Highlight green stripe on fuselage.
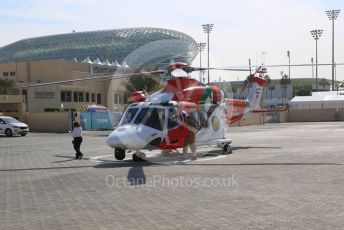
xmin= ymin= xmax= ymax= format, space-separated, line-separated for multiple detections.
xmin=200 ymin=86 xmax=212 ymax=102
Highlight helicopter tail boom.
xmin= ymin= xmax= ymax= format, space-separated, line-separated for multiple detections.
xmin=225 ymin=75 xmax=266 ymax=124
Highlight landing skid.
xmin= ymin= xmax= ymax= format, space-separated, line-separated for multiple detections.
xmin=114 ymin=148 xmax=147 ymax=162
xmin=132 ymin=152 xmax=146 ymax=162
xmin=196 ymin=138 xmax=232 ymax=154
xmin=114 ymin=138 xmax=232 ymax=162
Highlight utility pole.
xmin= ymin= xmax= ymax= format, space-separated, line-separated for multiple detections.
xmin=325 ymin=9 xmax=340 ymax=90
xmin=196 ymin=42 xmax=206 ymax=82
xmin=202 ymin=24 xmax=214 ymax=84
xmin=287 ymin=50 xmax=291 ymax=79
xmin=311 ymin=29 xmax=323 ymax=92
xmin=311 ymin=57 xmax=314 ymax=79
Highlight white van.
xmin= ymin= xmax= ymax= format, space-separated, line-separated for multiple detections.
xmin=0 ymin=116 xmax=29 ymax=137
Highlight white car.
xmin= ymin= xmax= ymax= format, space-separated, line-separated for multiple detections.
xmin=0 ymin=116 xmax=29 ymax=137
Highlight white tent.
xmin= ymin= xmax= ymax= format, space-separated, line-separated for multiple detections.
xmin=121 ymin=61 xmax=129 ymax=68
xmin=291 ymin=91 xmax=344 ymax=110
xmin=112 ymin=60 xmax=121 ymax=68
xmin=93 ymin=58 xmax=103 ymax=65
xmin=103 ymin=59 xmax=111 ymax=66
xmin=82 ymin=57 xmax=93 ymax=64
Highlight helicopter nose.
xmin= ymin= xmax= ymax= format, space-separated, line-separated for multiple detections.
xmin=106 ymin=133 xmax=123 ymax=147
xmin=106 ymin=126 xmax=152 ymax=149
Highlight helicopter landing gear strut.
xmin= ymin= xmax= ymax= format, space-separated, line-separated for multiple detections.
xmin=223 ymin=144 xmax=232 ymax=154
xmin=132 ymin=152 xmax=146 ymax=162
xmin=114 ymin=148 xmax=125 ymax=160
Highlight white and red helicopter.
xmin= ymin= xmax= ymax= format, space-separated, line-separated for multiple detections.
xmin=106 ymin=62 xmax=288 ymax=161
xmin=25 ymin=61 xmax=294 ymax=162
xmin=24 ymin=59 xmax=343 ymax=162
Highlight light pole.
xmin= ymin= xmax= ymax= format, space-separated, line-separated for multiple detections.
xmin=311 ymin=29 xmax=323 ymax=92
xmin=311 ymin=57 xmax=314 ymax=79
xmin=196 ymin=42 xmax=206 ymax=82
xmin=334 ymin=62 xmax=337 ymax=82
xmin=261 ymin=51 xmax=266 ymax=65
xmin=287 ymin=50 xmax=291 ymax=79
xmin=325 ymin=9 xmax=340 ymax=90
xmin=280 ymin=71 xmax=284 ymax=106
xmin=202 ymin=24 xmax=214 ymax=84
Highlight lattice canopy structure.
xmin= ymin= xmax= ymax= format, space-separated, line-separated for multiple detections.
xmin=0 ymin=27 xmax=198 ymax=68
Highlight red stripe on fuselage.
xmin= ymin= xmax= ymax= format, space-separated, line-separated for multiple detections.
xmin=225 ymin=99 xmax=247 ymax=124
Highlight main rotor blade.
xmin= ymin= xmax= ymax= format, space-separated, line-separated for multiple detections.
xmin=190 ymin=62 xmax=344 ymax=71
xmin=200 ymin=67 xmax=251 ymax=71
xmin=22 ymin=70 xmax=165 ymax=88
xmin=219 ymin=63 xmax=344 ymax=69
xmin=253 ymin=63 xmax=344 ymax=68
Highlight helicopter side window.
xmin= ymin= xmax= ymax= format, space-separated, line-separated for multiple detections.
xmin=167 ymin=106 xmax=181 ymax=129
xmin=134 ymin=108 xmax=165 ymax=131
xmin=199 ymin=110 xmax=208 ymax=128
xmin=119 ymin=107 xmax=139 ymax=126
xmin=189 ymin=109 xmax=201 ymax=128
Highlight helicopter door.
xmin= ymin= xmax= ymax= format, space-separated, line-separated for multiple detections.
xmin=160 ymin=106 xmax=188 ymax=149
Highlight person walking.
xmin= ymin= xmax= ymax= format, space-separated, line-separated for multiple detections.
xmin=182 ymin=111 xmax=201 ymax=161
xmin=70 ymin=121 xmax=83 ymax=159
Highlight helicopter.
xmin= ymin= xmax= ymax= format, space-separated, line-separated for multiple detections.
xmin=105 ymin=62 xmax=287 ymax=161
xmin=23 ymin=61 xmax=306 ymax=162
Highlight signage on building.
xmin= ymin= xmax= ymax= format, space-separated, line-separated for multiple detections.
xmin=35 ymin=91 xmax=55 ymax=99
xmin=77 ymin=105 xmax=88 ymax=111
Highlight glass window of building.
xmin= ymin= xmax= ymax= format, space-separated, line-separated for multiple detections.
xmin=97 ymin=93 xmax=101 ymax=104
xmin=22 ymin=89 xmax=27 ymax=103
xmin=91 ymin=93 xmax=95 ymax=102
xmin=85 ymin=92 xmax=89 ymax=102
xmin=10 ymin=72 xmax=15 ymax=76
xmin=114 ymin=93 xmax=118 ymax=104
xmin=3 ymin=72 xmax=8 ymax=76
xmin=73 ymin=92 xmax=78 ymax=102
xmin=78 ymin=92 xmax=84 ymax=102
xmin=61 ymin=91 xmax=66 ymax=102
xmin=0 ymin=28 xmax=198 ymax=69
xmin=66 ymin=91 xmax=71 ymax=102
xmin=118 ymin=94 xmax=124 ymax=104
xmin=61 ymin=91 xmax=72 ymax=102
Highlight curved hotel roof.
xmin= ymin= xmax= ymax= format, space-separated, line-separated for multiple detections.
xmin=0 ymin=27 xmax=198 ymax=68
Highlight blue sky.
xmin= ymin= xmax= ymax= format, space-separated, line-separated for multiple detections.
xmin=0 ymin=0 xmax=343 ymax=82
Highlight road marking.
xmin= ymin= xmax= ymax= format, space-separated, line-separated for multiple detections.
xmin=90 ymin=153 xmax=227 ymax=165
xmin=89 ymin=155 xmax=120 ymax=164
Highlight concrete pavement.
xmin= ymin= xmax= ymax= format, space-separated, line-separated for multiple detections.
xmin=0 ymin=122 xmax=343 ymax=229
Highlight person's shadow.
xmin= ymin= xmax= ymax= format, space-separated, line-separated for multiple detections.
xmin=127 ymin=165 xmax=146 ymax=185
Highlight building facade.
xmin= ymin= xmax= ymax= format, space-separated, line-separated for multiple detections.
xmin=0 ymin=27 xmax=198 ymax=122
xmin=0 ymin=27 xmax=198 ymax=68
xmin=0 ymin=60 xmax=116 ymax=116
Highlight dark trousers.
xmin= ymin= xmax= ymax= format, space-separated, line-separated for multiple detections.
xmin=73 ymin=137 xmax=83 ymax=156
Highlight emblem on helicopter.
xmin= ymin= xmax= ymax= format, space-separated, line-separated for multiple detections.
xmin=212 ymin=116 xmax=220 ymax=132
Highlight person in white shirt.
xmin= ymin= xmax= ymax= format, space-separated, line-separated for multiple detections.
xmin=70 ymin=121 xmax=83 ymax=159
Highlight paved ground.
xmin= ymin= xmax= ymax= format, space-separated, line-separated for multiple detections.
xmin=0 ymin=122 xmax=344 ymax=230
